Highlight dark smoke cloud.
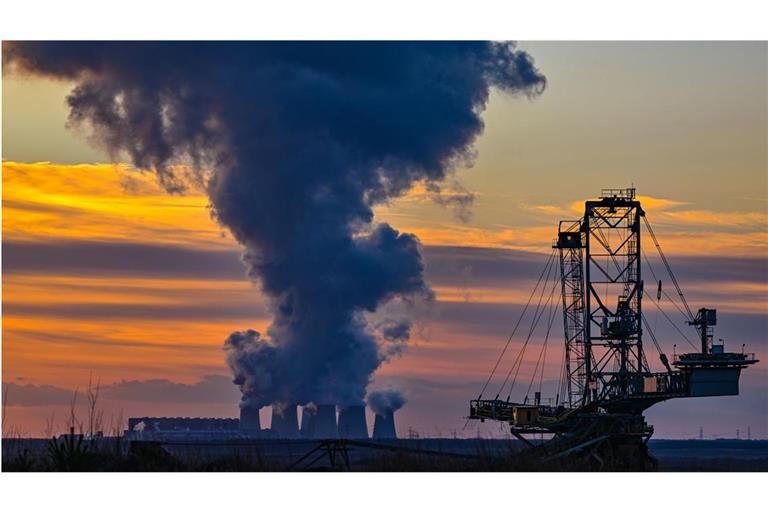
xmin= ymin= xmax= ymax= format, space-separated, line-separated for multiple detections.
xmin=374 ymin=318 xmax=412 ymax=359
xmin=4 ymin=41 xmax=545 ymax=409
xmin=425 ymin=180 xmax=476 ymax=222
xmin=379 ymin=319 xmax=412 ymax=343
xmin=367 ymin=389 xmax=407 ymax=415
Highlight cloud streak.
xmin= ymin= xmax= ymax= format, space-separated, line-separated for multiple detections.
xmin=2 ymin=375 xmax=239 ymax=407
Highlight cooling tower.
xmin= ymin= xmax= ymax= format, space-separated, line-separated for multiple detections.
xmin=337 ymin=405 xmax=369 ymax=439
xmin=372 ymin=411 xmax=397 ymax=439
xmin=300 ymin=405 xmax=317 ymax=439
xmin=313 ymin=404 xmax=338 ymax=439
xmin=270 ymin=404 xmax=300 ymax=438
xmin=239 ymin=405 xmax=262 ymax=433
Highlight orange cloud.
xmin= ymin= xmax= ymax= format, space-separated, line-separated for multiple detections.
xmin=2 ymin=271 xmax=272 ymax=387
xmin=8 ymin=162 xmax=762 ymax=257
xmin=660 ymin=209 xmax=768 ymax=228
xmin=2 ymin=161 xmax=231 ymax=249
xmin=529 ymin=195 xmax=689 ymax=219
xmin=462 ymin=196 xmax=768 ymax=256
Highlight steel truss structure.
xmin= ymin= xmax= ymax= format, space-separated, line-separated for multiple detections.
xmin=580 ymin=189 xmax=647 ymax=405
xmin=469 ymin=188 xmax=758 ymax=470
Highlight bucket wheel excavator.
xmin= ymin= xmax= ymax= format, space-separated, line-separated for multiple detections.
xmin=469 ymin=188 xmax=758 ymax=470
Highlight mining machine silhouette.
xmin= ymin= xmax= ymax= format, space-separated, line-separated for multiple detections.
xmin=469 ymin=188 xmax=758 ymax=470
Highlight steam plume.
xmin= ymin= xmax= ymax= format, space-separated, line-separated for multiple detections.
xmin=367 ymin=389 xmax=407 ymax=416
xmin=4 ymin=42 xmax=545 ymax=409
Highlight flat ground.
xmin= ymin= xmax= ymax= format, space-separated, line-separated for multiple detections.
xmin=3 ymin=438 xmax=767 ymax=471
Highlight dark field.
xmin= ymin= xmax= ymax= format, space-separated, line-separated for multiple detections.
xmin=3 ymin=437 xmax=767 ymax=472
xmin=647 ymin=440 xmax=768 ymax=471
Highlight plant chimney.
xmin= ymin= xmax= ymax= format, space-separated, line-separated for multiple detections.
xmin=372 ymin=411 xmax=397 ymax=439
xmin=300 ymin=404 xmax=317 ymax=439
xmin=239 ymin=405 xmax=261 ymax=434
xmin=270 ymin=404 xmax=300 ymax=438
xmin=313 ymin=404 xmax=338 ymax=438
xmin=337 ymin=405 xmax=368 ymax=439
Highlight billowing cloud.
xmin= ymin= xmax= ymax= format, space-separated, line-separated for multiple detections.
xmin=4 ymin=41 xmax=547 ymax=410
xmin=367 ymin=388 xmax=407 ymax=415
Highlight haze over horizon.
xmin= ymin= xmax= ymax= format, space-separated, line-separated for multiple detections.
xmin=2 ymin=41 xmax=766 ymax=439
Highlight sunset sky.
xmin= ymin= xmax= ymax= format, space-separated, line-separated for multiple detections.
xmin=2 ymin=41 xmax=766 ymax=438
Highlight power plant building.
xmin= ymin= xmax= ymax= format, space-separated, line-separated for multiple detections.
xmin=126 ymin=404 xmax=395 ymax=440
xmin=128 ymin=417 xmax=239 ymax=432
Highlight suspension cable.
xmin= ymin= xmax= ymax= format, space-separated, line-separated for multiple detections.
xmin=641 ymin=315 xmax=665 ymax=357
xmin=643 ymin=216 xmax=695 ymax=322
xmin=538 ymin=338 xmax=549 ymax=396
xmin=642 ymin=249 xmax=691 ymax=322
xmin=645 ymin=292 xmax=698 ymax=350
xmin=500 ymin=266 xmax=560 ymax=401
xmin=476 ymin=249 xmax=556 ymax=400
xmin=497 ymin=270 xmax=555 ymax=401
xmin=525 ymin=296 xmax=559 ymax=402
xmin=499 ymin=262 xmax=559 ymax=400
xmin=525 ymin=302 xmax=554 ymax=401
